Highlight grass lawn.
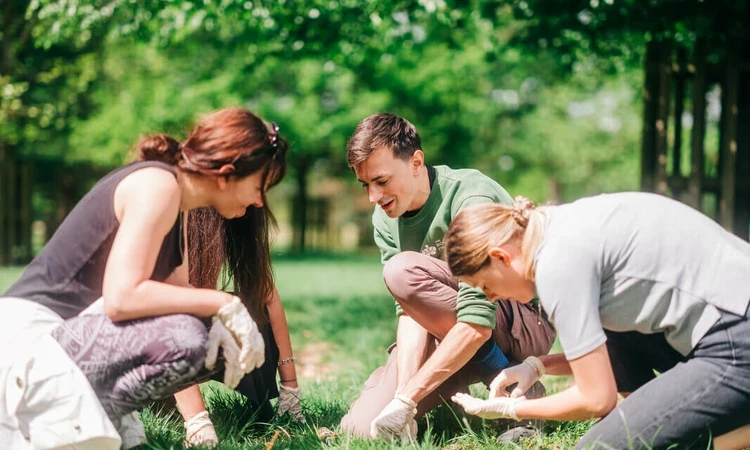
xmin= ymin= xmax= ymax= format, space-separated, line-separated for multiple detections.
xmin=0 ymin=257 xmax=589 ymax=449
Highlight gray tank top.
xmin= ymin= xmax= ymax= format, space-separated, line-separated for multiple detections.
xmin=5 ymin=161 xmax=183 ymax=319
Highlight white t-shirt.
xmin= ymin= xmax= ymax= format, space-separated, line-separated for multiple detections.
xmin=535 ymin=192 xmax=750 ymax=360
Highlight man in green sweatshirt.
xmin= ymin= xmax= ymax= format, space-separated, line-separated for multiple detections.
xmin=339 ymin=113 xmax=556 ymax=440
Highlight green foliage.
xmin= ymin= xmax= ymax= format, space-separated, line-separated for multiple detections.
xmin=506 ymin=0 xmax=749 ymax=73
xmin=0 ymin=267 xmax=24 ymax=292
xmin=1 ymin=1 xmax=102 ymax=159
xmin=480 ymin=64 xmax=643 ymax=202
xmin=8 ymin=0 xmax=655 ymax=254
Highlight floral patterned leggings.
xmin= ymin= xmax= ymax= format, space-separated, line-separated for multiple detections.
xmin=51 ymin=313 xmax=208 ymax=420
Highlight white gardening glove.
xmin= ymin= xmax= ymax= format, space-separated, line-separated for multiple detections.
xmin=489 ymin=356 xmax=546 ymax=398
xmin=184 ymin=411 xmax=219 ymax=448
xmin=370 ymin=394 xmax=418 ymax=441
xmin=215 ymin=296 xmax=265 ymax=372
xmin=204 ymin=318 xmax=245 ymax=389
xmin=451 ymin=392 xmax=521 ymax=420
xmin=277 ymin=384 xmax=306 ymax=423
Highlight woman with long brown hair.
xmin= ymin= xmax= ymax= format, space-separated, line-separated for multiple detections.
xmin=176 ymin=204 xmax=304 ymax=447
xmin=444 ymin=193 xmax=750 ymax=449
xmin=0 ymin=107 xmax=287 ymax=449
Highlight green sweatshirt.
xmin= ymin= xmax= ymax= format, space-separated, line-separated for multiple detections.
xmin=373 ymin=165 xmax=513 ymax=329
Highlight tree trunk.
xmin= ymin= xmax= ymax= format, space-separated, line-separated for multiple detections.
xmin=641 ymin=40 xmax=661 ymax=192
xmin=654 ymin=40 xmax=672 ymax=195
xmin=54 ymin=170 xmax=78 ymax=232
xmin=292 ymin=160 xmax=310 ymax=253
xmin=20 ymin=162 xmax=33 ymax=262
xmin=547 ymin=177 xmax=561 ymax=204
xmin=687 ymin=39 xmax=707 ymax=211
xmin=0 ymin=145 xmax=6 ymax=265
xmin=6 ymin=155 xmax=17 ymax=264
xmin=719 ymin=46 xmax=740 ymax=231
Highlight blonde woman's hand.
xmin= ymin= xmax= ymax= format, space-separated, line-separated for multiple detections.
xmin=451 ymin=392 xmax=520 ymax=420
xmin=215 ymin=296 xmax=265 ymax=372
xmin=489 ymin=356 xmax=545 ymax=398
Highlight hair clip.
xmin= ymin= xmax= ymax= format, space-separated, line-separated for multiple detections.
xmin=270 ymin=122 xmax=280 ymax=148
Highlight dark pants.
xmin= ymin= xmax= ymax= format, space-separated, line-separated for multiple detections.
xmin=51 ymin=313 xmax=279 ymax=422
xmin=580 ymin=308 xmax=750 ymax=449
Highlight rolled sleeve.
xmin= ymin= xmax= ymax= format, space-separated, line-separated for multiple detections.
xmin=456 ymin=282 xmax=497 ymax=329
xmin=536 ymin=241 xmax=605 ymax=361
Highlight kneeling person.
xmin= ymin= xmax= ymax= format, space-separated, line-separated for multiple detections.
xmin=339 ymin=113 xmax=556 ymax=440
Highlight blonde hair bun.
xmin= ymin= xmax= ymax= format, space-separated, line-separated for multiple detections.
xmin=512 ymin=196 xmax=534 ymax=227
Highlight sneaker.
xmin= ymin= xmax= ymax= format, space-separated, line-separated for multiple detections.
xmin=114 ymin=411 xmax=147 ymax=450
xmin=498 ymin=425 xmax=536 ymax=443
xmin=496 ymin=381 xmax=546 ymax=443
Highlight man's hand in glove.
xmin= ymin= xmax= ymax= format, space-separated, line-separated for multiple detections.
xmin=370 ymin=394 xmax=418 ymax=441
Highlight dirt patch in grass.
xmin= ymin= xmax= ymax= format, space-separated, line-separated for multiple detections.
xmin=297 ymin=341 xmax=338 ymax=382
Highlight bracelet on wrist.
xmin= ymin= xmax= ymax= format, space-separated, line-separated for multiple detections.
xmin=280 ymin=378 xmax=297 ymax=384
xmin=278 ymin=356 xmax=295 ymax=367
xmin=523 ymin=356 xmax=546 ymax=378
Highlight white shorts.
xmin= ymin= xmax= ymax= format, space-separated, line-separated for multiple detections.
xmin=0 ymin=297 xmax=121 ymax=449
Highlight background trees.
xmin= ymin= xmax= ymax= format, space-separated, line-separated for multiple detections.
xmin=5 ymin=0 xmax=746 ymax=259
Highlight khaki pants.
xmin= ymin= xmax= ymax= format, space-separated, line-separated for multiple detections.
xmin=340 ymin=252 xmax=556 ymax=436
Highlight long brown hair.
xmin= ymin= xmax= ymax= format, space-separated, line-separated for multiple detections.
xmin=135 ymin=107 xmax=288 ymax=322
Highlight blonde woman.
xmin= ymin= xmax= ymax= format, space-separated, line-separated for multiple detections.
xmin=444 ymin=192 xmax=750 ymax=449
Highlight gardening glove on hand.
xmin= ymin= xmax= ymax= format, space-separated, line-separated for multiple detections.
xmin=215 ymin=295 xmax=265 ymax=373
xmin=452 ymin=392 xmax=520 ymax=420
xmin=489 ymin=356 xmax=546 ymax=398
xmin=370 ymin=394 xmax=418 ymax=441
xmin=184 ymin=411 xmax=219 ymax=448
xmin=205 ymin=318 xmax=245 ymax=389
xmin=277 ymin=384 xmax=306 ymax=423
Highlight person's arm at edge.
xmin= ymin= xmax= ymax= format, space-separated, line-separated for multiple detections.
xmin=103 ymin=168 xmax=232 ymax=322
xmin=398 ymin=321 xmax=491 ymax=402
xmin=539 ymin=353 xmax=571 ymax=376
xmin=266 ymin=286 xmax=299 ymax=388
xmin=514 ymin=343 xmax=617 ymax=421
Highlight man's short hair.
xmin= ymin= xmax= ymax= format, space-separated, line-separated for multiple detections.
xmin=346 ymin=113 xmax=422 ymax=169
